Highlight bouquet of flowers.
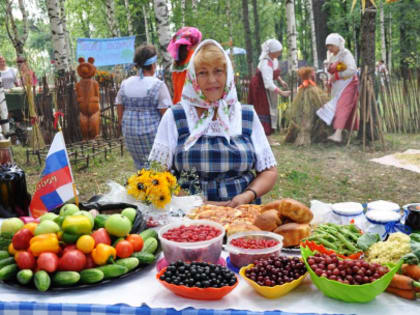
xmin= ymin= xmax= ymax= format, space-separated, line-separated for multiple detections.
xmin=95 ymin=70 xmax=114 ymax=85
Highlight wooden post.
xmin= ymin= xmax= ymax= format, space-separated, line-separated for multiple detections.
xmin=26 ymin=149 xmax=30 ymax=164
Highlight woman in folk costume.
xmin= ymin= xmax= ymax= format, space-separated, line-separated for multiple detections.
xmin=167 ymin=27 xmax=202 ymax=104
xmin=116 ymin=44 xmax=172 ymax=170
xmin=316 ymin=33 xmax=359 ymax=143
xmin=248 ymin=39 xmax=290 ymax=141
xmin=149 ymin=40 xmax=278 ymax=206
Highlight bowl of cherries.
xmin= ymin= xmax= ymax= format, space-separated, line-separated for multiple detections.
xmin=301 ymin=246 xmax=403 ymax=303
xmin=239 ymin=255 xmax=307 ymax=298
xmin=158 ymin=220 xmax=225 ymax=264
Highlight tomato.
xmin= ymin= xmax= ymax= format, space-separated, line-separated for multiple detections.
xmin=59 ymin=249 xmax=86 ymax=271
xmin=62 ymin=244 xmax=77 ymax=255
xmin=8 ymin=243 xmax=19 ymax=255
xmin=12 ymin=228 xmax=33 ymax=250
xmin=126 ymin=234 xmax=144 ymax=252
xmin=37 ymin=252 xmax=59 ymax=273
xmin=115 ymin=240 xmax=134 ymax=258
xmin=91 ymin=228 xmax=111 ymax=246
xmin=84 ymin=254 xmax=96 ymax=269
xmin=15 ymin=251 xmax=36 ymax=270
xmin=76 ymin=235 xmax=95 ymax=254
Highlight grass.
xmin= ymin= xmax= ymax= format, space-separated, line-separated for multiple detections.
xmin=12 ymin=132 xmax=420 ymax=207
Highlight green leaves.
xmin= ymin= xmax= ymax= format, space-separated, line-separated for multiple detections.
xmin=356 ymin=232 xmax=380 ymax=251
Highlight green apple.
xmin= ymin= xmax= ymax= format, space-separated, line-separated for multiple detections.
xmin=1 ymin=218 xmax=24 ymax=235
xmin=74 ymin=210 xmax=94 ymax=227
xmin=39 ymin=212 xmax=59 ymax=222
xmin=121 ymin=207 xmax=137 ymax=223
xmin=34 ymin=220 xmax=61 ymax=235
xmin=105 ymin=214 xmax=132 ymax=237
xmin=59 ymin=204 xmax=80 ymax=217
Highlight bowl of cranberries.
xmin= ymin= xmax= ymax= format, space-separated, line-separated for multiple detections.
xmin=224 ymin=231 xmax=283 ymax=268
xmin=158 ymin=220 xmax=225 ymax=264
xmin=301 ymin=246 xmax=403 ymax=303
xmin=239 ymin=255 xmax=307 ymax=298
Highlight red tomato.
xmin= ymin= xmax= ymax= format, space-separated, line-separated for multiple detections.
xmin=62 ymin=244 xmax=77 ymax=255
xmin=59 ymin=249 xmax=86 ymax=271
xmin=15 ymin=251 xmax=36 ymax=270
xmin=37 ymin=252 xmax=59 ymax=273
xmin=91 ymin=228 xmax=111 ymax=246
xmin=84 ymin=254 xmax=96 ymax=269
xmin=126 ymin=234 xmax=144 ymax=252
xmin=12 ymin=228 xmax=33 ymax=250
xmin=115 ymin=240 xmax=134 ymax=258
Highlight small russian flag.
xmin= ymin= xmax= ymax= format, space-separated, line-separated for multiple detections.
xmin=29 ymin=131 xmax=76 ymax=218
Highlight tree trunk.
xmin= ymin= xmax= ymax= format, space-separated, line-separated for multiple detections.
xmin=105 ymin=0 xmax=120 ymax=37
xmin=47 ymin=0 xmax=68 ymax=73
xmin=386 ymin=10 xmax=392 ymax=73
xmin=143 ymin=5 xmax=150 ymax=43
xmin=124 ymin=0 xmax=134 ymax=36
xmin=181 ymin=0 xmax=186 ymax=26
xmin=59 ymin=0 xmax=73 ymax=68
xmin=379 ymin=1 xmax=386 ymax=64
xmin=241 ymin=0 xmax=254 ymax=76
xmin=305 ymin=0 xmax=318 ymax=69
xmin=153 ymin=0 xmax=173 ymax=87
xmin=286 ymin=0 xmax=298 ymax=75
xmin=226 ymin=0 xmax=234 ymax=64
xmin=252 ymin=0 xmax=261 ymax=56
xmin=4 ymin=0 xmax=29 ymax=59
xmin=312 ymin=0 xmax=329 ymax=65
xmin=353 ymin=14 xmax=360 ymax=67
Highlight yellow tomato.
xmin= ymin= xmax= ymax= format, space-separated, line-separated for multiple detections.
xmin=23 ymin=222 xmax=38 ymax=234
xmin=76 ymin=235 xmax=95 ymax=254
xmin=8 ymin=242 xmax=18 ymax=255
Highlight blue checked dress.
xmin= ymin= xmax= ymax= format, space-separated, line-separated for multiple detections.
xmin=121 ymin=81 xmax=163 ymax=170
xmin=172 ymin=104 xmax=259 ymax=202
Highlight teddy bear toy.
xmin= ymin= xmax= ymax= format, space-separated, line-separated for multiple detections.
xmin=75 ymin=57 xmax=100 ymax=140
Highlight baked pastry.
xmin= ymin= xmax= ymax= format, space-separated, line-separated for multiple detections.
xmin=253 ymin=210 xmax=282 ymax=231
xmin=261 ymin=200 xmax=282 ymax=213
xmin=226 ymin=223 xmax=260 ymax=236
xmin=274 ymin=223 xmax=310 ymax=247
xmin=279 ymin=199 xmax=313 ymax=223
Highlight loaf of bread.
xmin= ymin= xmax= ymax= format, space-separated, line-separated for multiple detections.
xmin=279 ymin=198 xmax=313 ymax=223
xmin=253 ymin=210 xmax=282 ymax=231
xmin=226 ymin=223 xmax=260 ymax=236
xmin=274 ymin=223 xmax=310 ymax=247
xmin=261 ymin=200 xmax=282 ymax=213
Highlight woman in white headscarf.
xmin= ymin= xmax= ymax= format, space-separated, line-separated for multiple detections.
xmin=316 ymin=33 xmax=359 ymax=143
xmin=149 ymin=39 xmax=278 ymax=206
xmin=248 ymin=39 xmax=291 ymax=141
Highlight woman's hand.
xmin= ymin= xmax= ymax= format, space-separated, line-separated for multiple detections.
xmin=226 ymin=191 xmax=254 ymax=208
xmin=279 ymin=89 xmax=291 ymax=97
xmin=204 ymin=200 xmax=231 ymax=207
xmin=279 ymin=78 xmax=288 ymax=88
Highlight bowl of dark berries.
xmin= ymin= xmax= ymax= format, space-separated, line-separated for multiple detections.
xmin=224 ymin=231 xmax=283 ymax=268
xmin=239 ymin=255 xmax=307 ymax=298
xmin=157 ymin=261 xmax=239 ymax=300
xmin=158 ymin=220 xmax=225 ymax=264
xmin=301 ymin=246 xmax=403 ymax=303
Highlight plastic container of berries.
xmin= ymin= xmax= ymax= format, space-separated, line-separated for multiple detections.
xmin=158 ymin=219 xmax=225 ymax=264
xmin=224 ymin=231 xmax=283 ymax=268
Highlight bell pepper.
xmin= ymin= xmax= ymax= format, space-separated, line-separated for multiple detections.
xmin=62 ymin=215 xmax=93 ymax=235
xmin=29 ymin=233 xmax=60 ymax=257
xmin=91 ymin=243 xmax=116 ymax=265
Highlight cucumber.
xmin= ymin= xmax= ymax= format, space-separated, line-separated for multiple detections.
xmin=141 ymin=237 xmax=158 ymax=254
xmin=0 ymin=257 xmax=15 ymax=269
xmin=17 ymin=269 xmax=33 ymax=285
xmin=0 ymin=264 xmax=18 ymax=280
xmin=53 ymin=271 xmax=80 ymax=286
xmin=80 ymin=268 xmax=104 ymax=284
xmin=139 ymin=229 xmax=158 ymax=242
xmin=132 ymin=252 xmax=155 ymax=264
xmin=94 ymin=214 xmax=108 ymax=229
xmin=34 ymin=270 xmax=51 ymax=292
xmin=0 ymin=250 xmax=10 ymax=260
xmin=116 ymin=257 xmax=139 ymax=271
xmin=97 ymin=264 xmax=128 ymax=279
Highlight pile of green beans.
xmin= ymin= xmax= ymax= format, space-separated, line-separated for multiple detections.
xmin=307 ymin=223 xmax=362 ymax=255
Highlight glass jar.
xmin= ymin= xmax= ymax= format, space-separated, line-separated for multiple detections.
xmin=0 ymin=139 xmax=13 ymax=165
xmin=404 ymin=203 xmax=420 ymax=231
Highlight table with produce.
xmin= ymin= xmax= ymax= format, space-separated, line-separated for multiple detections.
xmin=0 ymin=199 xmax=419 ymax=315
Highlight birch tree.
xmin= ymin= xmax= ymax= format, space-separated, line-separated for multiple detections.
xmin=241 ymin=0 xmax=254 ymax=76
xmin=252 ymin=0 xmax=261 ymax=55
xmin=4 ymin=0 xmax=28 ymax=59
xmin=47 ymin=0 xmax=69 ymax=73
xmin=143 ymin=5 xmax=150 ymax=43
xmin=59 ymin=0 xmax=73 ymax=68
xmin=285 ymin=0 xmax=298 ymax=75
xmin=379 ymin=1 xmax=386 ymax=64
xmin=104 ymin=0 xmax=120 ymax=37
xmin=305 ymin=0 xmax=318 ymax=69
xmin=124 ymin=0 xmax=134 ymax=36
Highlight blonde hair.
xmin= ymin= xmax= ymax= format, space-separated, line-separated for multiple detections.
xmin=193 ymin=43 xmax=226 ymax=70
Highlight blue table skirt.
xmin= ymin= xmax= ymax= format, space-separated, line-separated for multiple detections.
xmin=0 ymin=302 xmax=346 ymax=315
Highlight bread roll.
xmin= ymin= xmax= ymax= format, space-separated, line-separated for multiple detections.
xmin=274 ymin=223 xmax=310 ymax=247
xmin=261 ymin=200 xmax=282 ymax=213
xmin=253 ymin=210 xmax=282 ymax=231
xmin=279 ymin=198 xmax=313 ymax=223
xmin=226 ymin=223 xmax=260 ymax=236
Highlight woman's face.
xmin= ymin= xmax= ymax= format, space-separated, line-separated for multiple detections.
xmin=326 ymin=44 xmax=340 ymax=55
xmin=268 ymin=50 xmax=282 ymax=59
xmin=0 ymin=56 xmax=5 ymax=67
xmin=196 ymin=63 xmax=227 ymax=103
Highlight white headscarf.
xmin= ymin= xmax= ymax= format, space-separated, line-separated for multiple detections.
xmin=181 ymin=39 xmax=240 ymax=150
xmin=325 ymin=33 xmax=346 ymax=60
xmin=259 ymin=39 xmax=283 ymax=61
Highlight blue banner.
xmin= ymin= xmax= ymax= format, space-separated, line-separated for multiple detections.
xmin=76 ymin=36 xmax=135 ymax=67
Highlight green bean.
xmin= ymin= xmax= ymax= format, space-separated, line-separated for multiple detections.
xmin=335 ymin=232 xmax=358 ymax=252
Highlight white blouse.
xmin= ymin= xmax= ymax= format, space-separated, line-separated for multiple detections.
xmin=149 ymin=102 xmax=277 ymax=172
xmin=328 ymin=48 xmax=357 ymax=79
xmin=257 ymin=58 xmax=279 ymax=92
xmin=0 ymin=67 xmax=18 ymax=90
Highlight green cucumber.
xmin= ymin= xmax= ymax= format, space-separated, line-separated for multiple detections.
xmin=0 ymin=264 xmax=18 ymax=280
xmin=97 ymin=264 xmax=128 ymax=279
xmin=53 ymin=271 xmax=80 ymax=286
xmin=139 ymin=229 xmax=158 ymax=242
xmin=94 ymin=214 xmax=109 ymax=229
xmin=0 ymin=250 xmax=10 ymax=260
xmin=132 ymin=252 xmax=156 ymax=264
xmin=141 ymin=237 xmax=158 ymax=254
xmin=17 ymin=269 xmax=33 ymax=285
xmin=0 ymin=257 xmax=15 ymax=269
xmin=34 ymin=270 xmax=51 ymax=292
xmin=80 ymin=268 xmax=104 ymax=284
xmin=116 ymin=257 xmax=139 ymax=271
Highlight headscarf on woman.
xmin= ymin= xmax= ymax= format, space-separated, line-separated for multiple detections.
xmin=325 ymin=33 xmax=346 ymax=62
xmin=167 ymin=27 xmax=202 ymax=61
xmin=258 ymin=39 xmax=283 ymax=66
xmin=181 ymin=39 xmax=240 ymax=150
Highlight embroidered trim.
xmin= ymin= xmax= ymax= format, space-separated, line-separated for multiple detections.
xmin=149 ymin=142 xmax=172 ymax=168
xmin=255 ymin=147 xmax=277 ymax=172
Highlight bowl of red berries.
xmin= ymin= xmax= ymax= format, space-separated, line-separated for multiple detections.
xmin=158 ymin=220 xmax=225 ymax=264
xmin=224 ymin=231 xmax=283 ymax=268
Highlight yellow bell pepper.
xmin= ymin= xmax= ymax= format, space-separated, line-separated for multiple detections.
xmin=62 ymin=215 xmax=93 ymax=235
xmin=91 ymin=243 xmax=116 ymax=265
xmin=23 ymin=222 xmax=38 ymax=235
xmin=29 ymin=233 xmax=60 ymax=256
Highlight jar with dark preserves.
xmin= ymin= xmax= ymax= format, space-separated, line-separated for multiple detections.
xmin=0 ymin=139 xmax=13 ymax=165
xmin=405 ymin=203 xmax=420 ymax=231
